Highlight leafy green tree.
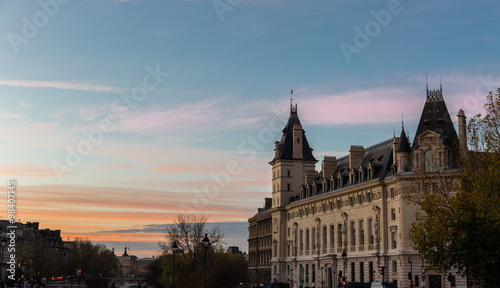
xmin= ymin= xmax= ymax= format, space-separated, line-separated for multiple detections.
xmin=408 ymin=89 xmax=500 ymax=287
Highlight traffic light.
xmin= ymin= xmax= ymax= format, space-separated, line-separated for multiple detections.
xmin=378 ymin=266 xmax=385 ymax=276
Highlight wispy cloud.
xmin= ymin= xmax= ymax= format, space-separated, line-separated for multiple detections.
xmin=0 ymin=111 xmax=23 ymax=120
xmin=0 ymin=80 xmax=126 ymax=94
xmin=17 ymin=100 xmax=35 ymax=109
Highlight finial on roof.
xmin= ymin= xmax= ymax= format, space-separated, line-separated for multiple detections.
xmin=290 ymin=87 xmax=297 ymax=113
xmin=426 ymin=74 xmax=428 ymax=93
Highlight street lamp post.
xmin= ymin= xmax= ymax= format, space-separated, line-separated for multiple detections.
xmin=341 ymin=249 xmax=347 ymax=282
xmin=171 ymin=241 xmax=181 ymax=288
xmin=202 ymin=233 xmax=210 ymax=288
xmin=0 ymin=237 xmax=7 ymax=280
xmin=321 ymin=267 xmax=324 ymax=288
xmin=408 ymin=257 xmax=413 ymax=287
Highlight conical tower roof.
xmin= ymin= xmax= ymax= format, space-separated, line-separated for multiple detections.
xmin=272 ymin=103 xmax=316 ymax=162
xmin=397 ymin=124 xmax=411 ymax=153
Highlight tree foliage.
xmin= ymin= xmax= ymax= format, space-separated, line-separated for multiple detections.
xmin=408 ymin=89 xmax=500 ymax=286
xmin=66 ymin=238 xmax=118 ymax=277
xmin=150 ymin=213 xmax=247 ymax=288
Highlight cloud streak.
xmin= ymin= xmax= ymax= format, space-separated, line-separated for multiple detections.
xmin=0 ymin=80 xmax=126 ymax=94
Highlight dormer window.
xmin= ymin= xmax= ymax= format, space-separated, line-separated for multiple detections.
xmin=367 ymin=163 xmax=373 ymax=180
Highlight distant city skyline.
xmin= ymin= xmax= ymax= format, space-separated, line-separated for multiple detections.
xmin=0 ymin=0 xmax=499 ymax=257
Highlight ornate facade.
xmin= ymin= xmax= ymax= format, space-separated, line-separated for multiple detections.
xmin=252 ymin=86 xmax=470 ymax=288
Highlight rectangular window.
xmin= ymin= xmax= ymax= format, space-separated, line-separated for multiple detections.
xmin=350 ymin=197 xmax=354 ymax=206
xmin=359 ymin=220 xmax=364 ymax=245
xmin=368 ymin=218 xmax=374 ymax=245
xmin=357 ymin=194 xmax=362 ymax=205
xmin=391 ymin=231 xmax=397 ymax=249
xmin=300 ymin=265 xmax=304 ymax=283
xmin=306 ymin=264 xmax=309 ymax=283
xmin=288 ymin=170 xmax=291 ymax=177
xmin=337 ymin=224 xmax=343 ymax=248
xmin=360 ymin=262 xmax=364 ymax=283
xmin=390 ymin=188 xmax=395 ymax=199
xmin=287 ymin=184 xmax=290 ymax=191
xmin=330 ymin=224 xmax=335 ymax=249
xmin=351 ymin=221 xmax=356 ymax=246
xmin=391 ymin=208 xmax=396 ymax=221
xmin=337 ymin=200 xmax=341 ymax=209
xmin=392 ymin=260 xmax=397 ymax=272
xmin=312 ymin=228 xmax=316 ymax=250
xmin=305 ymin=229 xmax=310 ymax=251
xmin=300 ymin=230 xmax=303 ymax=251
xmin=351 ymin=262 xmax=355 ymax=282
xmin=367 ymin=192 xmax=371 ymax=202
xmin=369 ymin=262 xmax=374 ymax=282
xmin=312 ymin=264 xmax=316 ymax=283
xmin=322 ymin=226 xmax=327 ymax=251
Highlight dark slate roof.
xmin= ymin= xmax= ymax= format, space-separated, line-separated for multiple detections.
xmin=272 ymin=104 xmax=316 ymax=162
xmin=397 ymin=126 xmax=411 ymax=153
xmin=298 ymin=138 xmax=394 ymax=198
xmin=413 ymin=88 xmax=458 ymax=151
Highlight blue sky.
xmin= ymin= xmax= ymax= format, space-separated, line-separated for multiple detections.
xmin=0 ymin=0 xmax=499 ymax=257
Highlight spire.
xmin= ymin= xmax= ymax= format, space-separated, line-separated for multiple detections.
xmin=290 ymin=88 xmax=294 ymax=112
xmin=397 ymin=119 xmax=411 ymax=153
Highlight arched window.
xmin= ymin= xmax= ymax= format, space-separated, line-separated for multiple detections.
xmin=424 ymin=149 xmax=437 ymax=172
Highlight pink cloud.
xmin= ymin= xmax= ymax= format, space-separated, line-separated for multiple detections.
xmin=296 ymin=87 xmax=423 ymax=125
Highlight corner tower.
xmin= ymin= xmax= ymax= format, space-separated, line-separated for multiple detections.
xmin=269 ymin=102 xmax=317 ymax=208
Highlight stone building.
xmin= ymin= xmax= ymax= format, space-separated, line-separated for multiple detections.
xmin=0 ymin=221 xmax=69 ymax=277
xmin=248 ymin=198 xmax=273 ymax=286
xmin=252 ymin=86 xmax=469 ymax=288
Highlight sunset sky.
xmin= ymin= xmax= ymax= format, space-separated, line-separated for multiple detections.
xmin=0 ymin=0 xmax=499 ymax=257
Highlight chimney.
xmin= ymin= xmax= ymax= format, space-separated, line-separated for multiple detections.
xmin=305 ymin=170 xmax=319 ymax=185
xmin=349 ymin=145 xmax=365 ymax=170
xmin=322 ymin=156 xmax=337 ymax=178
xmin=264 ymin=198 xmax=272 ymax=209
xmin=392 ymin=136 xmax=399 ymax=167
xmin=457 ymin=109 xmax=467 ymax=158
xmin=293 ymin=124 xmax=303 ymax=159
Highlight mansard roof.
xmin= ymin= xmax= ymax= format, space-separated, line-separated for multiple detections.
xmin=413 ymin=87 xmax=458 ymax=151
xmin=295 ymin=138 xmax=394 ymax=201
xmin=272 ymin=104 xmax=316 ymax=162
